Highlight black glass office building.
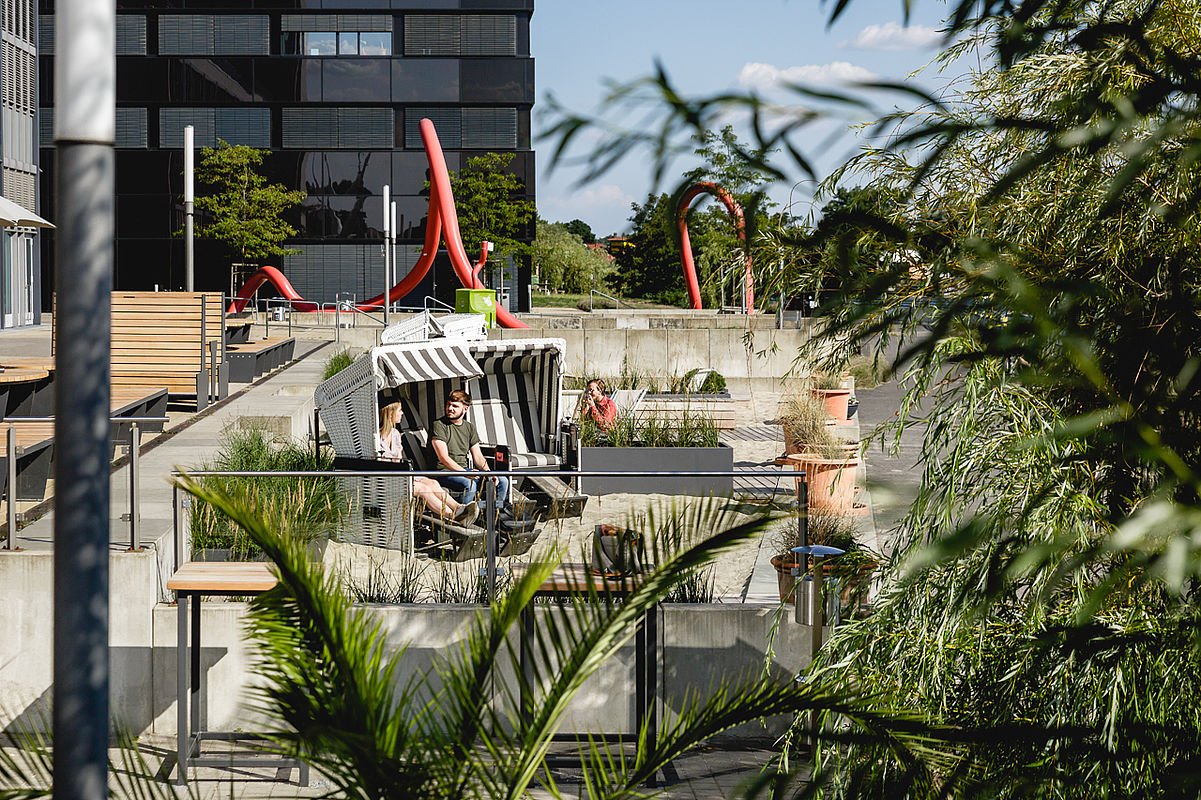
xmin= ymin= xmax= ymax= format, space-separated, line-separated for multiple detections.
xmin=36 ymin=1 xmax=535 ymax=311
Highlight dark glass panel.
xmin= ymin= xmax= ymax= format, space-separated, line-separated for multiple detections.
xmin=117 ymin=152 xmax=177 ymax=195
xmin=281 ymin=31 xmax=301 ymax=53
xmin=117 ymin=194 xmax=173 ymax=239
xmin=118 ymin=57 xmax=169 ymax=102
xmin=460 ymin=58 xmax=530 ymax=103
xmin=323 ymin=59 xmax=390 ymax=102
xmin=115 ymin=239 xmax=181 ymax=294
xmin=297 ymin=195 xmax=382 ymax=238
xmin=392 ymin=151 xmax=435 ymax=194
xmin=391 ymin=59 xmax=458 ymax=102
xmin=254 ymin=58 xmax=321 ymax=101
xmin=392 ymin=0 xmax=457 ymax=7
xmin=303 ymin=30 xmax=335 ymax=54
xmin=460 ymin=0 xmax=531 ymax=8
xmin=322 ymin=151 xmax=392 ymax=196
xmin=38 ymin=60 xmax=51 ymax=106
xmin=359 ymin=32 xmax=391 ymax=55
xmin=323 ymin=0 xmax=391 ymax=7
xmin=257 ymin=151 xmax=307 ymax=189
xmin=168 ymin=58 xmax=256 ymax=103
xmin=389 ymin=195 xmax=430 ymax=239
xmin=517 ymin=106 xmax=530 ymax=148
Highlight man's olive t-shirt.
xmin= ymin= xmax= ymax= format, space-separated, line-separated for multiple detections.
xmin=430 ymin=416 xmax=479 ymax=470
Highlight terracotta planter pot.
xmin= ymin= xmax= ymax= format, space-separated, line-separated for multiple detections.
xmin=787 ymin=453 xmax=859 ymax=514
xmin=809 ymin=387 xmax=852 ymax=424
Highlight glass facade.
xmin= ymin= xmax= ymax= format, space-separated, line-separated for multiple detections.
xmin=37 ymin=1 xmax=535 ymax=310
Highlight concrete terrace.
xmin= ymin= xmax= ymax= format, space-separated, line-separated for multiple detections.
xmin=0 ymin=310 xmax=918 ymax=797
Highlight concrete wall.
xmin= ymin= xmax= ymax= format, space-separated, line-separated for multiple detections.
xmin=1 ymin=558 xmax=815 ymax=744
xmin=267 ymin=313 xmax=829 ymax=389
xmin=492 ymin=325 xmax=822 ymax=390
xmin=142 ymin=601 xmax=813 ymax=742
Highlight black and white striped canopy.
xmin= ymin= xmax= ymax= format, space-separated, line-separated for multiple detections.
xmin=373 ymin=342 xmax=483 ymax=388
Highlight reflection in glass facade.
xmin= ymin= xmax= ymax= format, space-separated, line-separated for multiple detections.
xmin=36 ymin=1 xmax=535 ymax=311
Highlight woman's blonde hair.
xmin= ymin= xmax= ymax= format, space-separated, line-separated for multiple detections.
xmin=379 ymin=400 xmax=404 ymax=439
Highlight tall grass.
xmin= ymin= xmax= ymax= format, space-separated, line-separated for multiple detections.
xmin=566 ymin=359 xmax=727 ymax=395
xmin=322 ymin=348 xmax=356 ymax=381
xmin=580 ymin=405 xmax=720 ymax=447
xmin=189 ymin=427 xmax=342 ymax=560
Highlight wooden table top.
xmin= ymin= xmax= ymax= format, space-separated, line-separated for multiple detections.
xmin=0 ymin=367 xmax=50 ymax=384
xmin=0 ymin=357 xmax=54 ymax=372
xmin=167 ymin=561 xmax=278 ymax=594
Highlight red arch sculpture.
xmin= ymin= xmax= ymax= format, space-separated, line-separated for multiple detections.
xmin=676 ymin=182 xmax=754 ymax=311
xmin=228 ymin=119 xmax=529 ymax=329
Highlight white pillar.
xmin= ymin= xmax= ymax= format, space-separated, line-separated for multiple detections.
xmin=382 ymin=184 xmax=390 ymax=326
xmin=184 ymin=125 xmax=194 ymax=291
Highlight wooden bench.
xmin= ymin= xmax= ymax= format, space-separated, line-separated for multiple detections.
xmin=224 ymin=321 xmax=252 ymax=345
xmin=0 ymin=421 xmax=55 ymax=502
xmin=110 ymin=386 xmax=169 ymax=445
xmin=53 ymin=292 xmax=227 ymax=411
xmin=225 ymin=336 xmax=296 ymax=383
xmin=0 ymin=367 xmax=52 ymax=420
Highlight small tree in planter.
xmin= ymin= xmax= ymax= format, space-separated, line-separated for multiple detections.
xmin=769 ymin=511 xmax=876 ymax=610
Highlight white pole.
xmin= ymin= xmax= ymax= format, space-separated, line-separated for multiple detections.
xmin=54 ymin=0 xmax=114 ymax=796
xmin=382 ymin=184 xmax=390 ymax=326
xmin=184 ymin=125 xmax=194 ymax=292
xmin=390 ymin=201 xmax=397 ymax=315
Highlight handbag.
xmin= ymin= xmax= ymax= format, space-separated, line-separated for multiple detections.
xmin=591 ymin=524 xmax=644 ymax=577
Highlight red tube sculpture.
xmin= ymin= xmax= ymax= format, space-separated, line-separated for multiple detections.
xmin=676 ymin=182 xmax=754 ymax=311
xmin=228 ymin=119 xmax=528 ymax=329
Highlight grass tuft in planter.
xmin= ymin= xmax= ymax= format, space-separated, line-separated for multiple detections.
xmin=189 ymin=426 xmax=343 ymax=560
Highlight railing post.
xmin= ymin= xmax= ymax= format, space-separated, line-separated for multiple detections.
xmin=484 ymin=476 xmax=497 ymax=603
xmin=335 ymin=299 xmax=341 ymax=345
xmin=173 ymin=484 xmax=183 ymax=572
xmin=5 ymin=423 xmax=15 ymax=548
xmin=312 ymin=408 xmax=321 ymax=461
xmin=128 ymin=422 xmax=140 ymax=550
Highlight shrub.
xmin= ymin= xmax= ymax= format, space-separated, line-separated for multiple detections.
xmin=699 ymin=370 xmax=727 ymax=394
xmin=779 ymin=390 xmax=841 ymax=456
xmin=189 ymin=427 xmax=342 ymax=560
xmin=580 ymin=406 xmax=720 ymax=448
xmin=322 ymin=348 xmax=356 ymax=381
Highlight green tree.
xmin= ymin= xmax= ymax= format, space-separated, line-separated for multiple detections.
xmin=532 ymin=219 xmax=613 ymax=293
xmin=545 ymin=0 xmax=1201 ymax=795
xmin=194 ymin=140 xmax=306 ymax=265
xmin=562 ymin=218 xmax=596 ymax=243
xmin=439 ymin=152 xmax=536 ymax=289
xmin=613 ymin=193 xmax=695 ymax=303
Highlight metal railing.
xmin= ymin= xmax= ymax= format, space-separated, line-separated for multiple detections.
xmin=3 ymin=415 xmax=170 ymax=552
xmin=170 ymin=465 xmax=811 ymax=607
xmin=423 ymin=295 xmax=455 ymax=313
xmin=589 ymin=290 xmax=623 ymax=311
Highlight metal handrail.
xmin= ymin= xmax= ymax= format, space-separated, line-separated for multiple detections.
xmin=4 ymin=415 xmax=170 ymax=552
xmin=424 ymin=295 xmax=455 ymax=313
xmin=589 ymin=290 xmax=622 ymax=311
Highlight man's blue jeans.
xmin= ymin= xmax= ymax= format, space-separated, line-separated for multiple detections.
xmin=435 ymin=472 xmax=510 ymax=509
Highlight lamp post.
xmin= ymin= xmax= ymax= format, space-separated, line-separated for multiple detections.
xmin=390 ymin=200 xmax=397 ymax=316
xmin=184 ymin=125 xmax=194 ymax=291
xmin=54 ymin=1 xmax=114 ymax=797
xmin=382 ymin=184 xmax=391 ymax=326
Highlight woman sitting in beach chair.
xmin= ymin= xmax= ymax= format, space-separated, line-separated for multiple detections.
xmin=378 ymin=400 xmax=478 ymax=526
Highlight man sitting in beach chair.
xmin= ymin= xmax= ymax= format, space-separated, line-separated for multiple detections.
xmin=430 ymin=389 xmax=515 ymax=522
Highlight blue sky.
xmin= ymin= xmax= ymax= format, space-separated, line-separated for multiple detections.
xmin=531 ymin=1 xmax=968 ymax=236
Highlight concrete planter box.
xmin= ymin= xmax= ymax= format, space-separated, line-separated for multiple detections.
xmin=577 ymin=443 xmax=734 ymax=496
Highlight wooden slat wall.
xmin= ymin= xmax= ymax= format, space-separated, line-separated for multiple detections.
xmin=55 ymin=292 xmax=224 ymax=394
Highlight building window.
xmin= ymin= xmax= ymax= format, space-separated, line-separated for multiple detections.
xmin=281 ymin=15 xmax=392 ymax=56
xmin=403 ymin=14 xmax=516 ymax=57
xmin=159 ymin=15 xmax=269 ymax=56
xmin=116 ymin=108 xmax=148 ymax=148
xmin=159 ymin=108 xmax=270 ymax=148
xmin=282 ymin=107 xmax=393 ymax=149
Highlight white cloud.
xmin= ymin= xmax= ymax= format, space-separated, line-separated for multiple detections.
xmin=538 ymin=183 xmax=637 ymax=233
xmin=841 ymin=22 xmax=942 ymax=51
xmin=738 ymin=61 xmax=877 ymax=90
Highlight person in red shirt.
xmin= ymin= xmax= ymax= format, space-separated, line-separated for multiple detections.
xmin=583 ymin=379 xmax=617 ymax=428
